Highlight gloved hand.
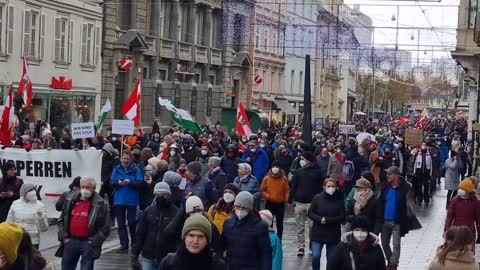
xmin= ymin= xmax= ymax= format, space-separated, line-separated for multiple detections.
xmin=130 ymin=254 xmax=141 ymax=270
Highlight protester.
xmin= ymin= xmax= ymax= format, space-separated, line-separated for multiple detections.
xmin=163 ymin=171 xmax=184 ymax=208
xmin=56 ymin=176 xmax=81 ymax=211
xmin=412 ymin=141 xmax=432 ymax=206
xmin=11 ymin=229 xmax=55 ymax=270
xmin=259 ymin=210 xmax=283 ymax=270
xmin=208 ymin=157 xmax=228 ymax=200
xmin=184 ymin=161 xmax=217 ymax=208
xmin=207 ymin=183 xmax=239 ymax=234
xmin=233 ymin=163 xmax=262 ymax=210
xmin=444 ymin=152 xmax=461 ymax=209
xmin=327 ymin=146 xmax=344 ymax=181
xmin=0 ymin=222 xmax=23 ymax=270
xmin=345 ymin=178 xmax=379 ymax=233
xmin=220 ymin=144 xmax=242 ymax=183
xmin=0 ymin=161 xmax=24 ymax=222
xmin=242 ymin=140 xmax=270 ymax=183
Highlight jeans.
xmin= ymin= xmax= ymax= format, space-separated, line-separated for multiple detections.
xmin=142 ymin=258 xmax=160 ymax=270
xmin=265 ymin=201 xmax=285 ymax=240
xmin=62 ymin=239 xmax=94 ymax=270
xmin=381 ymin=220 xmax=401 ymax=265
xmin=311 ymin=241 xmax=336 ymax=270
xmin=115 ymin=205 xmax=137 ymax=249
xmin=294 ymin=202 xmax=311 ymax=250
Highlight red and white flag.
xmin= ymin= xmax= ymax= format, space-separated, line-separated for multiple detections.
xmin=17 ymin=58 xmax=33 ymax=108
xmin=0 ymin=85 xmax=14 ymax=146
xmin=121 ymin=79 xmax=142 ymax=126
xmin=236 ymin=101 xmax=253 ymax=138
xmin=415 ymin=115 xmax=426 ymax=128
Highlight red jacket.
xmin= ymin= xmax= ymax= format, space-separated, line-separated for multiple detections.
xmin=444 ymin=195 xmax=480 ymax=235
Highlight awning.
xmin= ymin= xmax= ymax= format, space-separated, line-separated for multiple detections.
xmin=273 ymin=99 xmax=300 ymax=115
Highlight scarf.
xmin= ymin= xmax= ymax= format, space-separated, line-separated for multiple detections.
xmin=353 ymin=189 xmax=373 ymax=215
xmin=414 ymin=150 xmax=432 ymax=173
xmin=175 ymin=243 xmax=213 ymax=269
xmin=336 ymin=152 xmax=345 ymax=165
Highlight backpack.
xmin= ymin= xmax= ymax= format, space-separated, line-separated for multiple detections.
xmin=342 ymin=160 xmax=355 ymax=182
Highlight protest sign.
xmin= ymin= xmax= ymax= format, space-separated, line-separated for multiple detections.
xmin=339 ymin=124 xmax=356 ymax=134
xmin=71 ymin=122 xmax=95 ymax=139
xmin=112 ymin=119 xmax=135 ymax=135
xmin=0 ymin=149 xmax=102 ymax=218
xmin=405 ymin=129 xmax=423 ymax=145
xmin=315 ymin=118 xmax=324 ymax=131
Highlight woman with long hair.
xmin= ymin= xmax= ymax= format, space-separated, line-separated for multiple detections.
xmin=11 ymin=229 xmax=55 ymax=270
xmin=427 ymin=226 xmax=478 ymax=270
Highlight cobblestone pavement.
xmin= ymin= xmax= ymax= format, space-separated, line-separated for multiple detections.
xmin=41 ymin=187 xmax=451 ymax=270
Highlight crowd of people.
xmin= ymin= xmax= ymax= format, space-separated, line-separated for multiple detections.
xmin=0 ymin=115 xmax=480 ymax=270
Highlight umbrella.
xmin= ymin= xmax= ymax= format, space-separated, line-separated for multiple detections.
xmin=356 ymin=132 xmax=376 ymax=144
xmin=354 ymin=111 xmax=367 ymax=116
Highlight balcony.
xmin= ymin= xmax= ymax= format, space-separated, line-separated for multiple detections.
xmin=196 ymin=46 xmax=209 ymax=64
xmin=179 ymin=42 xmax=193 ymax=61
xmin=211 ymin=48 xmax=222 ymax=66
xmin=159 ymin=39 xmax=175 ymax=58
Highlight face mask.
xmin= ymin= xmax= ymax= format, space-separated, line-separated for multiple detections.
xmin=25 ymin=190 xmax=37 ymax=202
xmin=250 ymin=148 xmax=256 ymax=153
xmin=201 ymin=150 xmax=208 ymax=156
xmin=457 ymin=189 xmax=467 ymax=198
xmin=112 ymin=137 xmax=118 ymax=142
xmin=223 ymin=193 xmax=235 ymax=203
xmin=80 ymin=189 xmax=92 ymax=200
xmin=336 ymin=149 xmax=342 ymax=153
xmin=259 ymin=144 xmax=266 ymax=148
xmin=325 ymin=187 xmax=336 ymax=195
xmin=170 ymin=150 xmax=176 ymax=156
xmin=421 ymin=146 xmax=426 ymax=150
xmin=316 ymin=139 xmax=321 ymax=142
xmin=300 ymin=160 xmax=307 ymax=168
xmin=272 ymin=167 xmax=280 ymax=174
xmin=235 ymin=209 xmax=249 ymax=220
xmin=353 ymin=231 xmax=368 ymax=242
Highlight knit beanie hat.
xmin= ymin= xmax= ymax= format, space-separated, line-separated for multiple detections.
xmin=182 ymin=215 xmax=212 ymax=243
xmin=153 ymin=182 xmax=171 ymax=195
xmin=234 ymin=191 xmax=254 ymax=210
xmin=355 ymin=178 xmax=371 ymax=189
xmin=187 ymin=161 xmax=202 ymax=175
xmin=301 ymin=152 xmax=316 ymax=163
xmin=208 ymin=157 xmax=221 ymax=167
xmin=223 ymin=183 xmax=240 ymax=195
xmin=179 ymin=159 xmax=187 ymax=165
xmin=186 ymin=196 xmax=204 ymax=214
xmin=163 ymin=171 xmax=182 ymax=187
xmin=102 ymin=143 xmax=115 ymax=155
xmin=351 ymin=215 xmax=369 ymax=231
xmin=0 ymin=222 xmax=23 ymax=264
xmin=259 ymin=210 xmax=273 ymax=227
xmin=459 ymin=178 xmax=475 ymax=193
xmin=19 ymin=182 xmax=35 ymax=197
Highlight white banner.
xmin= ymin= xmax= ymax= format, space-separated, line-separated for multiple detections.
xmin=112 ymin=119 xmax=135 ymax=135
xmin=0 ymin=149 xmax=102 ymax=218
xmin=339 ymin=124 xmax=356 ymax=134
xmin=71 ymin=122 xmax=95 ymax=139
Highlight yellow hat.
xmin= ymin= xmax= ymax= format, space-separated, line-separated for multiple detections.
xmin=459 ymin=178 xmax=475 ymax=193
xmin=0 ymin=222 xmax=23 ymax=264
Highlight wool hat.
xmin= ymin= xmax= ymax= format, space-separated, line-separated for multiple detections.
xmin=234 ymin=191 xmax=254 ymax=210
xmin=186 ymin=196 xmax=204 ymax=214
xmin=272 ymin=160 xmax=281 ymax=168
xmin=153 ymin=182 xmax=171 ymax=195
xmin=186 ymin=161 xmax=202 ymax=175
xmin=179 ymin=159 xmax=187 ymax=165
xmin=259 ymin=210 xmax=273 ymax=227
xmin=459 ymin=178 xmax=475 ymax=193
xmin=223 ymin=183 xmax=240 ymax=195
xmin=351 ymin=215 xmax=369 ymax=231
xmin=69 ymin=176 xmax=81 ymax=190
xmin=301 ymin=152 xmax=316 ymax=163
xmin=182 ymin=215 xmax=212 ymax=243
xmin=147 ymin=157 xmax=161 ymax=170
xmin=102 ymin=143 xmax=115 ymax=155
xmin=163 ymin=171 xmax=182 ymax=187
xmin=19 ymin=182 xmax=35 ymax=197
xmin=355 ymin=178 xmax=372 ymax=189
xmin=208 ymin=157 xmax=221 ymax=167
xmin=0 ymin=222 xmax=23 ymax=264
xmin=385 ymin=166 xmax=401 ymax=176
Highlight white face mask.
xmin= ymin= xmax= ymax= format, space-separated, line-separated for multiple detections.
xmin=457 ymin=189 xmax=467 ymax=198
xmin=326 ymin=187 xmax=336 ymax=195
xmin=80 ymin=189 xmax=92 ymax=200
xmin=336 ymin=149 xmax=342 ymax=153
xmin=259 ymin=144 xmax=266 ymax=148
xmin=223 ymin=193 xmax=235 ymax=203
xmin=170 ymin=150 xmax=176 ymax=156
xmin=300 ymin=160 xmax=308 ymax=168
xmin=421 ymin=146 xmax=427 ymax=150
xmin=201 ymin=150 xmax=208 ymax=156
xmin=25 ymin=190 xmax=37 ymax=202
xmin=250 ymin=148 xmax=256 ymax=153
xmin=235 ymin=209 xmax=249 ymax=220
xmin=271 ymin=167 xmax=280 ymax=174
xmin=353 ymin=231 xmax=368 ymax=242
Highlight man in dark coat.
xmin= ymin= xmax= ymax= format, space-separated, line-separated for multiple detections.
xmin=208 ymin=157 xmax=228 ymax=200
xmin=0 ymin=161 xmax=23 ymax=222
xmin=181 ymin=139 xmax=199 ymax=164
xmin=315 ymin=147 xmax=330 ymax=180
xmin=220 ymin=144 xmax=242 ymax=183
xmin=100 ymin=143 xmax=118 ymax=223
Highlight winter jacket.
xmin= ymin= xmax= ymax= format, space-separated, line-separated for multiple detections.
xmin=275 ymin=154 xmax=293 ymax=175
xmin=289 ymin=163 xmax=324 ymax=204
xmin=242 ymin=147 xmax=270 ymax=183
xmin=220 ymin=156 xmax=241 ymax=183
xmin=233 ymin=175 xmax=262 ymax=209
xmin=269 ymin=230 xmax=283 ymax=270
xmin=182 ymin=148 xmax=199 ymax=164
xmin=159 ymin=248 xmax=228 ymax=270
xmin=316 ymin=154 xmax=330 ymax=179
xmin=222 ymin=211 xmax=272 ymax=270
xmin=444 ymin=158 xmax=460 ymax=190
xmin=308 ymin=191 xmax=345 ymax=243
xmin=427 ymin=250 xmax=479 ymax=270
xmin=56 ymin=192 xmax=110 ymax=259
xmin=208 ymin=201 xmax=234 ymax=234
xmin=101 ymin=154 xmax=117 ymax=184
xmin=439 ymin=145 xmax=449 ymax=162
xmin=376 ymin=180 xmax=412 ymax=237
xmin=444 ymin=195 xmax=480 ymax=236
xmin=0 ymin=176 xmax=23 ymax=222
xmin=7 ymin=198 xmax=49 ymax=245
xmin=56 ymin=190 xmax=75 ymax=211
xmin=146 ymin=138 xmax=162 ymax=156
xmin=326 ymin=232 xmax=386 ymax=270
xmin=327 ymin=154 xmax=344 ymax=181
xmin=208 ymin=168 xmax=229 ymax=200
xmin=260 ymin=173 xmax=290 ymax=203
xmin=111 ymin=163 xmax=144 ymax=206
xmin=184 ymin=176 xmax=217 ymax=209
xmin=132 ymin=202 xmax=178 ymax=263
xmin=346 ymin=195 xmax=381 ymax=234
xmin=369 ymin=150 xmax=381 ymax=184
xmin=196 ymin=155 xmax=211 ymax=178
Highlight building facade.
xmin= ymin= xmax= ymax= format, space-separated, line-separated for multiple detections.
xmin=0 ymin=0 xmax=103 ymax=131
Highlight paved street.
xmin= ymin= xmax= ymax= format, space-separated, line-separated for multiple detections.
xmin=41 ymin=187 xmax=450 ymax=270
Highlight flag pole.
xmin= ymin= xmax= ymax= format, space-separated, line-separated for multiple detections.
xmin=120 ymin=135 xmax=124 ymax=155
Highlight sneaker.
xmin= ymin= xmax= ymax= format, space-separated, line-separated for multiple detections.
xmin=115 ymin=247 xmax=128 ymax=253
xmin=297 ymin=248 xmax=305 ymax=256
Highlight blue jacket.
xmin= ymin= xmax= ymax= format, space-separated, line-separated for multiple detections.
xmin=269 ymin=230 xmax=282 ymax=270
xmin=111 ymin=163 xmax=143 ymax=206
xmin=439 ymin=144 xmax=449 ymax=162
xmin=222 ymin=211 xmax=272 ymax=270
xmin=380 ymin=143 xmax=397 ymax=154
xmin=241 ymin=147 xmax=270 ymax=182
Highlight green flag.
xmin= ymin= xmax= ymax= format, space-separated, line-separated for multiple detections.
xmin=96 ymin=99 xmax=112 ymax=132
xmin=158 ymin=97 xmax=202 ymax=134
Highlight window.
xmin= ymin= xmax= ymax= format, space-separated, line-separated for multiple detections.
xmin=5 ymin=5 xmax=13 ymax=55
xmin=55 ymin=16 xmax=73 ymax=63
xmin=272 ymin=32 xmax=277 ymax=54
xmin=196 ymin=7 xmax=206 ymax=45
xmin=190 ymin=88 xmax=197 ymax=116
xmin=162 ymin=2 xmax=171 ymax=39
xmin=159 ymin=69 xmax=167 ymax=80
xmin=179 ymin=5 xmax=189 ymax=42
xmin=468 ymin=0 xmax=478 ymax=29
xmin=264 ymin=28 xmax=269 ymax=51
xmin=262 ymin=70 xmax=267 ymax=92
xmin=271 ymin=71 xmax=275 ymax=93
xmin=255 ymin=26 xmax=260 ymax=49
xmin=290 ymin=70 xmax=295 ymax=93
xmin=81 ymin=21 xmax=100 ymax=66
xmin=279 ymin=32 xmax=284 ymax=56
xmin=211 ymin=11 xmax=221 ymax=48
xmin=278 ymin=72 xmax=283 ymax=94
xmin=206 ymin=88 xmax=212 ymax=117
xmin=292 ymin=31 xmax=296 ymax=55
xmin=299 ymin=71 xmax=304 ymax=94
xmin=0 ymin=4 xmax=4 ymax=54
xmin=23 ymin=9 xmax=45 ymax=59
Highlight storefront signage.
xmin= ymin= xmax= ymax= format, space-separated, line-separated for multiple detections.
xmin=50 ymin=76 xmax=72 ymax=90
xmin=71 ymin=122 xmax=95 ymax=139
xmin=339 ymin=124 xmax=356 ymax=134
xmin=405 ymin=129 xmax=423 ymax=145
xmin=112 ymin=119 xmax=135 ymax=135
